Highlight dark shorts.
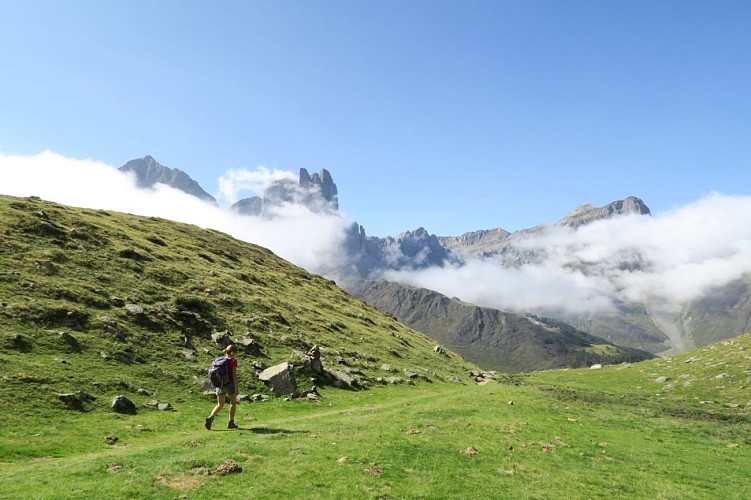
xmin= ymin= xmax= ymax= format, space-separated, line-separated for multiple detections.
xmin=216 ymin=383 xmax=236 ymax=397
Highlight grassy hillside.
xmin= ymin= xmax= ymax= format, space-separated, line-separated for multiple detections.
xmin=0 ymin=194 xmax=477 ymax=420
xmin=2 ymin=195 xmax=750 ymax=499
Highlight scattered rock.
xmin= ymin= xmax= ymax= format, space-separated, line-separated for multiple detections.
xmin=380 ymin=364 xmax=392 ymax=372
xmin=590 ymin=364 xmax=603 ymax=370
xmin=259 ymin=362 xmax=298 ymax=396
xmin=292 ymin=386 xmax=320 ymax=401
xmin=39 ymin=220 xmax=66 ymax=235
xmin=654 ymin=376 xmax=669 ymax=383
xmin=327 ymin=369 xmax=358 ymax=389
xmin=211 ymin=330 xmax=233 ymax=347
xmin=57 ymin=393 xmax=84 ymax=411
xmin=433 ymin=345 xmax=447 ymax=355
xmin=235 ymin=337 xmax=261 ymax=355
xmin=104 ymin=435 xmax=119 ymax=445
xmin=58 ymin=331 xmax=81 ymax=352
xmin=125 ymin=304 xmax=143 ymax=315
xmin=146 ymin=400 xmax=174 ymax=411
xmin=337 ymin=456 xmax=348 ymax=465
xmin=461 ymin=446 xmax=478 ymax=456
xmin=363 ymin=467 xmax=383 ymax=475
xmin=111 ymin=395 xmax=137 ymax=415
xmin=302 ymin=344 xmax=324 ymax=374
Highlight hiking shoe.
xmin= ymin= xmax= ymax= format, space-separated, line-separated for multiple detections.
xmin=227 ymin=421 xmax=238 ymax=429
xmin=204 ymin=416 xmax=214 ymax=430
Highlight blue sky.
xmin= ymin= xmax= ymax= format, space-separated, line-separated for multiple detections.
xmin=1 ymin=0 xmax=750 ymax=237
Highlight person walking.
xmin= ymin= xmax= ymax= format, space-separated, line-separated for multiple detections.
xmin=205 ymin=344 xmax=239 ymax=430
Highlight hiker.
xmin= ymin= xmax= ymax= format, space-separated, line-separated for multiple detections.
xmin=205 ymin=344 xmax=239 ymax=430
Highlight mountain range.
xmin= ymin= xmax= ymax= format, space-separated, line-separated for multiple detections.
xmin=115 ymin=155 xmax=751 ymax=369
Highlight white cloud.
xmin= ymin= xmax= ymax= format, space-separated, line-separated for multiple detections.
xmin=217 ymin=166 xmax=296 ymax=204
xmin=384 ymin=192 xmax=751 ymax=315
xmin=3 ymin=151 xmax=751 ymax=321
xmin=0 ymin=151 xmax=351 ymax=275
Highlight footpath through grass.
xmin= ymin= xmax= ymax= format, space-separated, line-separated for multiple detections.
xmin=1 ymin=374 xmax=749 ymax=499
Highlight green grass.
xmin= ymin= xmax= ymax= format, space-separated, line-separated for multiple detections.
xmin=1 ymin=194 xmax=750 ymax=498
xmin=1 ymin=366 xmax=749 ymax=499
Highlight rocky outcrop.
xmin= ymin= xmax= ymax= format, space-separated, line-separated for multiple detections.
xmin=258 ymin=362 xmax=298 ymax=396
xmin=299 ymin=168 xmax=338 ymax=210
xmin=342 ymin=224 xmax=460 ymax=277
xmin=231 ymin=168 xmax=339 ymax=216
xmin=119 ymin=156 xmax=217 ymax=205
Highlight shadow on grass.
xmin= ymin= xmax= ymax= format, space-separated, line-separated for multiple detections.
xmin=209 ymin=427 xmax=308 ymax=434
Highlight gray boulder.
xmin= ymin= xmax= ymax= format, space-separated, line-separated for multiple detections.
xmin=211 ymin=330 xmax=232 ymax=347
xmin=111 ymin=395 xmax=137 ymax=415
xmin=258 ymin=362 xmax=298 ymax=396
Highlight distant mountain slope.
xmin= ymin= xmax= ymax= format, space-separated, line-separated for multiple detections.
xmin=109 ymin=158 xmax=751 ymax=358
xmin=119 ymin=155 xmax=217 ymax=205
xmin=683 ymin=276 xmax=751 ymax=347
xmin=436 ymin=196 xmax=751 ymax=354
xmin=348 ymin=280 xmax=653 ymax=372
xmin=0 ymin=195 xmax=478 ymax=416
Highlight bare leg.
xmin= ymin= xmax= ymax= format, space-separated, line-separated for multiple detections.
xmin=228 ymin=394 xmax=237 ymax=422
xmin=210 ymin=394 xmax=226 ymax=418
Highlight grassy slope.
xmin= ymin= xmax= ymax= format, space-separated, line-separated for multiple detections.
xmin=0 ymin=336 xmax=749 ymax=498
xmin=0 ymin=194 xmax=475 ymax=419
xmin=1 ymin=195 xmax=750 ymax=498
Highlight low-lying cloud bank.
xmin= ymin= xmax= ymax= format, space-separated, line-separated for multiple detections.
xmin=384 ymin=192 xmax=751 ymax=315
xmin=0 ymin=151 xmax=351 ymax=274
xmin=3 ymin=150 xmax=750 ymax=318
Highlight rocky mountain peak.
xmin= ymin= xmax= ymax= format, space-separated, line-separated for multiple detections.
xmin=119 ymin=155 xmax=217 ymax=205
xmin=232 ymin=167 xmax=339 ymax=216
xmin=559 ymin=196 xmax=650 ymax=227
xmin=300 ymin=168 xmax=338 ymax=210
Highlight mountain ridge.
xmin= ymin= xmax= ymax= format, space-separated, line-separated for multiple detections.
xmin=113 ymin=155 xmax=751 ymax=359
xmin=119 ymin=155 xmax=218 ymax=205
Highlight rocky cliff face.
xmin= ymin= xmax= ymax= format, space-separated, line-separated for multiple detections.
xmin=231 ymin=168 xmax=338 ymax=216
xmin=300 ymin=168 xmax=338 ymax=210
xmin=343 ymin=224 xmax=460 ymax=277
xmin=119 ymin=156 xmax=217 ymax=205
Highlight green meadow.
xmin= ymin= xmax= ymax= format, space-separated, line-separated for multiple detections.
xmin=2 ymin=341 xmax=750 ymax=499
xmin=1 ymin=195 xmax=749 ymax=498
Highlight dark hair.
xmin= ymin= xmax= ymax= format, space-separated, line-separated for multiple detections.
xmin=224 ymin=344 xmax=237 ymax=355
